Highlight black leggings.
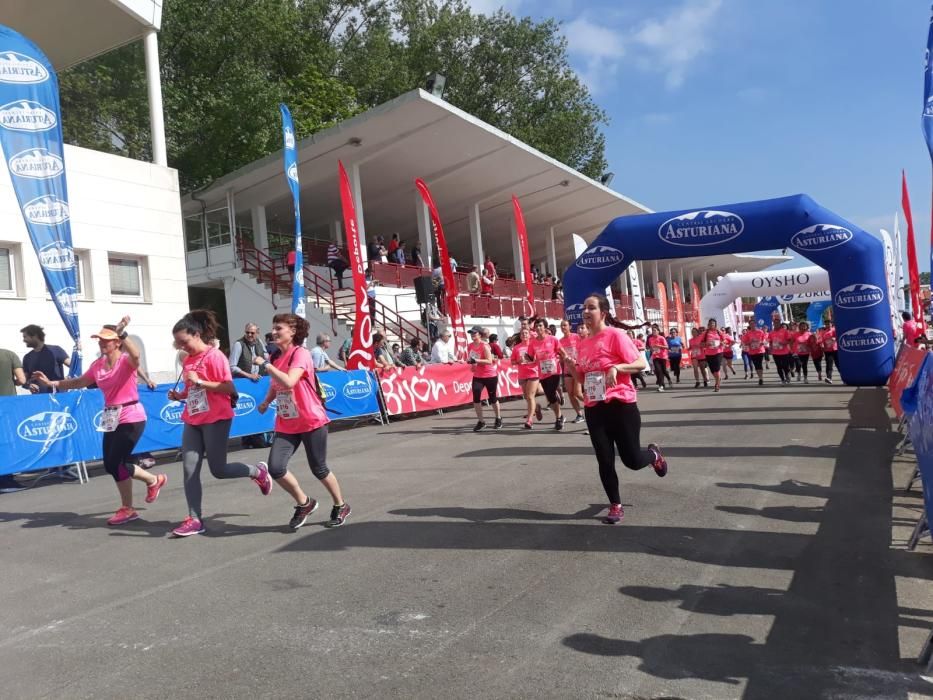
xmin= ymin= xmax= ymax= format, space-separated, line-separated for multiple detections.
xmin=584 ymin=400 xmax=655 ymax=504
xmin=774 ymin=354 xmax=791 ymax=382
xmin=652 ymin=358 xmax=672 ymax=387
xmin=471 ymin=376 xmax=499 ymax=404
xmin=102 ymin=421 xmax=146 ymax=482
xmin=796 ymin=354 xmax=810 ymax=379
xmin=267 ymin=427 xmax=330 ymax=480
xmin=750 ymin=354 xmax=764 ymax=371
xmin=812 ymin=356 xmax=823 ymax=374
xmin=824 ymin=351 xmax=838 ymax=379
xmin=706 ymin=353 xmax=722 ymax=374
xmin=540 ymin=375 xmax=561 ymax=404
xmin=669 ymin=355 xmax=682 ymax=381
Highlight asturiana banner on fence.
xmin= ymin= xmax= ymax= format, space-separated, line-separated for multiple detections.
xmin=0 ymin=26 xmax=81 ymax=374
xmin=0 ymin=372 xmax=381 ymax=476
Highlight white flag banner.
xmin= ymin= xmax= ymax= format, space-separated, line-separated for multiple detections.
xmin=880 ymin=228 xmax=900 ymax=337
xmin=893 ymin=213 xmax=907 ymax=313
xmin=629 ymin=262 xmax=646 ymax=324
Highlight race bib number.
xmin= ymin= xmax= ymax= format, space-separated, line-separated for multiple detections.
xmin=276 ymin=390 xmax=299 ymax=419
xmin=540 ymin=359 xmax=556 ymax=375
xmin=469 ymin=350 xmax=479 ymax=361
xmin=707 ymin=338 xmax=720 ymax=348
xmin=584 ymin=371 xmax=606 ymax=402
xmin=749 ymin=340 xmax=760 ymax=350
xmin=187 ymin=386 xmax=209 ymax=415
xmin=98 ymin=406 xmax=120 ymax=433
xmin=773 ymin=341 xmax=784 ymax=351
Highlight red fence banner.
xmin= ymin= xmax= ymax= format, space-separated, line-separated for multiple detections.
xmin=378 ymin=363 xmax=522 ymax=416
xmin=338 ymin=161 xmax=374 ymax=369
xmin=902 ymin=171 xmax=927 ymax=334
xmin=888 ymin=344 xmax=929 ymax=419
xmin=691 ymin=282 xmax=702 ymax=328
xmin=656 ymin=281 xmax=669 ymax=329
xmin=415 ymin=178 xmax=468 ymax=359
xmin=512 ymin=195 xmax=535 ymax=317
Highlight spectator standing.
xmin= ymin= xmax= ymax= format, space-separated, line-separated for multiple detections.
xmin=481 ymin=255 xmax=496 ymax=296
xmin=0 ymin=347 xmax=27 ymax=492
xmin=387 ymin=234 xmax=400 ymax=260
xmin=286 ymin=249 xmax=296 ymax=278
xmin=21 ymin=324 xmax=70 ymax=394
xmin=229 ymin=323 xmax=268 ymax=382
xmin=311 ymin=334 xmax=344 ymax=372
xmin=431 ymin=329 xmax=456 ymax=364
xmin=902 ymin=311 xmax=922 ymax=346
xmin=395 ymin=241 xmax=407 ymax=265
xmin=488 ymin=334 xmax=504 ymax=359
xmin=411 ymin=243 xmax=424 ymax=267
xmin=399 ymin=337 xmax=424 ymax=367
xmin=327 ymin=242 xmax=348 ymax=289
xmin=449 ymin=257 xmax=458 ymax=273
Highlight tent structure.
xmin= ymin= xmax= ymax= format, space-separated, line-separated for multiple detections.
xmin=563 ymin=194 xmax=895 ymax=386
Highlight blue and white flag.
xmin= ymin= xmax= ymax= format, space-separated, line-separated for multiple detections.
xmin=279 ymin=104 xmax=305 ymax=318
xmin=923 ymin=5 xmax=933 ymax=277
xmin=0 ymin=25 xmax=81 ymax=374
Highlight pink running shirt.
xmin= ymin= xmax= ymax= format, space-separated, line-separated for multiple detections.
xmin=511 ymin=341 xmax=540 ymax=381
xmin=272 ymin=346 xmax=329 ymax=434
xmin=688 ymin=336 xmax=705 ymax=359
xmin=769 ymin=329 xmax=792 ymax=355
xmin=85 ymin=353 xmax=145 ymax=424
xmin=575 ymin=326 xmax=639 ymax=407
xmin=529 ymin=334 xmax=561 ymax=378
xmin=181 ymin=348 xmax=235 ymax=425
xmin=702 ymin=329 xmax=724 ymax=357
xmin=647 ymin=334 xmax=668 ymax=360
xmin=741 ymin=330 xmax=767 ymax=355
xmin=468 ymin=341 xmax=497 ymax=378
xmin=821 ymin=328 xmax=838 ymax=351
xmin=559 ymin=334 xmax=579 ymax=375
xmin=794 ymin=331 xmax=813 ymax=355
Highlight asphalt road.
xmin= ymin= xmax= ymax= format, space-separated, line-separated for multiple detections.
xmin=1 ymin=374 xmax=930 ymax=700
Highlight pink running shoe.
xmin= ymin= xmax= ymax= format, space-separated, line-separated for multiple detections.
xmin=145 ymin=473 xmax=167 ymax=503
xmin=171 ymin=516 xmax=205 ymax=537
xmin=604 ymin=504 xmax=623 ymax=524
xmin=107 ymin=506 xmax=139 ymax=526
xmin=253 ymin=462 xmax=272 ymax=496
xmin=648 ymin=443 xmax=668 ymax=477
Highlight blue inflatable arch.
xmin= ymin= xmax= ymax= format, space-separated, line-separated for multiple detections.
xmin=563 ymin=194 xmax=895 ymax=386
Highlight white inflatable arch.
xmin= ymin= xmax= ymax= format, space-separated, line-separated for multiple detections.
xmin=699 ymin=266 xmax=830 ymax=327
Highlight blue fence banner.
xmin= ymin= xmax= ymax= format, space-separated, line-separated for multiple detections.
xmin=0 ymin=26 xmax=81 ymax=374
xmin=0 ymin=372 xmax=381 ymax=476
xmin=279 ymin=104 xmax=305 ymax=318
xmin=906 ymin=353 xmax=933 ymax=534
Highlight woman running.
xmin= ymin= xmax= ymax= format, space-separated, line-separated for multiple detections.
xmin=254 ymin=313 xmax=351 ymax=529
xmin=32 ymin=316 xmax=167 ymax=525
xmin=167 ymin=309 xmax=271 ymax=537
xmin=700 ymin=319 xmax=725 ymax=392
xmin=688 ymin=327 xmax=709 ymax=388
xmin=740 ymin=322 xmax=768 ymax=386
xmin=821 ymin=320 xmax=839 ymax=384
xmin=810 ymin=325 xmax=825 ymax=383
xmin=511 ymin=327 xmax=542 ymax=429
xmin=721 ymin=327 xmax=736 ymax=379
xmin=793 ymin=322 xmax=815 ymax=383
xmin=667 ymin=328 xmax=684 ymax=384
xmin=646 ymin=324 xmax=672 ymax=392
xmin=559 ymin=319 xmax=585 ymax=423
xmin=529 ymin=318 xmax=565 ymax=430
xmin=566 ymin=294 xmax=667 ymax=524
xmin=467 ymin=327 xmax=502 ymax=431
xmin=627 ymin=331 xmax=649 ymax=389
xmin=769 ymin=322 xmax=793 ymax=385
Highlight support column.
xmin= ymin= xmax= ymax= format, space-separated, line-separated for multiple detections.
xmin=467 ymin=203 xmax=483 ymax=271
xmin=679 ymin=267 xmax=686 ymax=302
xmin=511 ymin=219 xmax=525 ymax=282
xmin=666 ymin=264 xmax=674 ymax=300
xmin=330 ymin=220 xmax=344 ymax=246
xmin=547 ymin=227 xmax=558 ymax=279
xmin=653 ymin=260 xmax=660 ymax=293
xmin=702 ymin=271 xmax=709 ymax=295
xmin=416 ymin=193 xmax=432 ymax=270
xmin=225 ymin=190 xmax=236 ymax=244
xmin=143 ymin=29 xmax=167 ymax=167
xmin=250 ymin=205 xmax=269 ymax=252
xmin=349 ymin=164 xmax=368 ymax=263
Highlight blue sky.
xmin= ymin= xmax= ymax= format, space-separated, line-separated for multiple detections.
xmin=467 ymin=0 xmax=933 ymax=273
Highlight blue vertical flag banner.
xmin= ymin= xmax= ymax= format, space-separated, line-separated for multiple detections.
xmin=0 ymin=26 xmax=81 ymax=374
xmin=806 ymin=300 xmax=832 ymax=328
xmin=754 ymin=297 xmax=781 ymax=330
xmin=279 ymin=104 xmax=305 ymax=318
xmin=923 ymin=5 xmax=933 ymax=279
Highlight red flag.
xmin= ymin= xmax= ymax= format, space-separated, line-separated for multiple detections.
xmin=691 ymin=282 xmax=702 ymax=328
xmin=511 ymin=196 xmax=535 ymax=317
xmin=338 ymin=161 xmax=374 ymax=369
xmin=656 ymin=281 xmax=669 ymax=329
xmin=901 ymin=171 xmax=926 ymax=332
xmin=415 ymin=178 xmax=468 ymax=359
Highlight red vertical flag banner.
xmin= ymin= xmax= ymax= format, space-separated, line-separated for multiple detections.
xmin=415 ymin=178 xmax=468 ymax=358
xmin=511 ymin=196 xmax=536 ymax=317
xmin=691 ymin=282 xmax=702 ymax=328
xmin=901 ymin=171 xmax=926 ymax=332
xmin=338 ymin=162 xmax=374 ymax=369
xmin=656 ymin=281 xmax=669 ymax=329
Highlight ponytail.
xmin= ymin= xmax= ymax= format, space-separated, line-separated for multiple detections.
xmin=173 ymin=309 xmax=221 ymax=343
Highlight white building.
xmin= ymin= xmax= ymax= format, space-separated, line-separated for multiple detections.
xmin=0 ymin=1 xmax=187 ymax=380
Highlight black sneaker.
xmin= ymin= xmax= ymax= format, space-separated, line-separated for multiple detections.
xmin=289 ymin=498 xmax=318 ymax=530
xmin=758 ymin=378 xmax=763 ymax=386
xmin=473 ymin=420 xmax=486 ymax=432
xmin=694 ymin=381 xmax=700 ymax=389
xmin=324 ymin=503 xmax=351 ymax=528
xmin=494 ymin=418 xmax=503 ymax=430
xmin=555 ymin=415 xmax=565 ymax=431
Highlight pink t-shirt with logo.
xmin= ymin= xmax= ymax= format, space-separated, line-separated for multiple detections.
xmin=181 ymin=348 xmax=234 ymax=425
xmin=903 ymin=319 xmax=921 ymax=344
xmin=529 ymin=334 xmax=561 ymax=378
xmin=794 ymin=331 xmax=813 ymax=355
xmin=272 ymin=346 xmax=329 ymax=434
xmin=511 ymin=341 xmax=539 ymax=381
xmin=468 ymin=341 xmax=497 ymax=378
xmin=576 ymin=326 xmax=639 ymax=407
xmin=821 ymin=328 xmax=838 ymax=351
xmin=647 ymin=334 xmax=668 ymax=360
xmin=85 ymin=353 xmax=145 ymax=424
xmin=559 ymin=334 xmax=579 ymax=375
xmin=741 ymin=330 xmax=767 ymax=355
xmin=702 ymin=329 xmax=724 ymax=357
xmin=688 ymin=336 xmax=705 ymax=359
xmin=769 ymin=329 xmax=792 ymax=355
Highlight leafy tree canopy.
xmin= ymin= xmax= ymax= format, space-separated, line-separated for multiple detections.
xmin=59 ymin=0 xmax=608 ymax=192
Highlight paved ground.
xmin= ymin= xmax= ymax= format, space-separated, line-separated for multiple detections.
xmin=0 ymin=373 xmax=931 ymax=699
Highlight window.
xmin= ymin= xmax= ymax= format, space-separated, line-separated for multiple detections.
xmin=73 ymin=250 xmax=92 ymax=300
xmin=0 ymin=248 xmax=13 ymax=294
xmin=184 ymin=217 xmax=205 ymax=252
xmin=109 ymin=256 xmax=145 ymax=299
xmin=207 ymin=220 xmax=231 ymax=248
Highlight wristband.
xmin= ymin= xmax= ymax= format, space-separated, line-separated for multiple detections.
xmin=119 ymin=332 xmax=128 ymax=339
